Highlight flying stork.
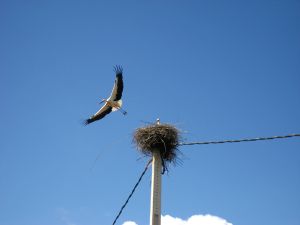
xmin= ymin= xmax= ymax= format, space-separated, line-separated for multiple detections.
xmin=84 ymin=65 xmax=127 ymax=125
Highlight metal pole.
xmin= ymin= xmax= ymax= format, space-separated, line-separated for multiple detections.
xmin=150 ymin=119 xmax=162 ymax=225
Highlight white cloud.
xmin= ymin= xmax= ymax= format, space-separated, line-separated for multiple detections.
xmin=122 ymin=214 xmax=232 ymax=225
xmin=162 ymin=214 xmax=233 ymax=225
xmin=122 ymin=221 xmax=138 ymax=225
xmin=161 ymin=214 xmax=186 ymax=225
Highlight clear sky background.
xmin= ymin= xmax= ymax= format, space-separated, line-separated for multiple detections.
xmin=1 ymin=1 xmax=300 ymax=225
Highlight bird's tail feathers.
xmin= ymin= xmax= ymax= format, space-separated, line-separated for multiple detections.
xmin=112 ymin=100 xmax=123 ymax=112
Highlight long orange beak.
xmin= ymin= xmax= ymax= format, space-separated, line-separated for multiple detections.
xmin=99 ymin=99 xmax=106 ymax=104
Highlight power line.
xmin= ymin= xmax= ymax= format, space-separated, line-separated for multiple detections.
xmin=179 ymin=133 xmax=300 ymax=146
xmin=112 ymin=159 xmax=152 ymax=225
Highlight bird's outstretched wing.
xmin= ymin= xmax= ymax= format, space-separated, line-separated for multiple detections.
xmin=84 ymin=103 xmax=112 ymax=125
xmin=108 ymin=65 xmax=123 ymax=101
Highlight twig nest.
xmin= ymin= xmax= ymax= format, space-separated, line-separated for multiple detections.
xmin=133 ymin=123 xmax=180 ymax=171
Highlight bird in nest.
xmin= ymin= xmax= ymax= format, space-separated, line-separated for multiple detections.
xmin=84 ymin=65 xmax=127 ymax=125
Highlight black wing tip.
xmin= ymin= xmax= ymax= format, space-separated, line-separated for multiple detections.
xmin=114 ymin=65 xmax=123 ymax=75
xmin=83 ymin=118 xmax=92 ymax=126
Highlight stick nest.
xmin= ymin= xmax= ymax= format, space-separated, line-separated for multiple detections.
xmin=133 ymin=123 xmax=180 ymax=171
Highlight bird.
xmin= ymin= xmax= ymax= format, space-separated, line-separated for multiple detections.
xmin=84 ymin=65 xmax=127 ymax=125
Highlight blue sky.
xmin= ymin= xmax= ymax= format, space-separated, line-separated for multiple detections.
xmin=1 ymin=1 xmax=300 ymax=225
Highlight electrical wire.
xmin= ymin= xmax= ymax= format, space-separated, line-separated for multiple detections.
xmin=179 ymin=133 xmax=300 ymax=146
xmin=112 ymin=159 xmax=152 ymax=225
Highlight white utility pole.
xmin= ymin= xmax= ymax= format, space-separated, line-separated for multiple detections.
xmin=150 ymin=119 xmax=162 ymax=225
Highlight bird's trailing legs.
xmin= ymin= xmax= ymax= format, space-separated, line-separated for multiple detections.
xmin=118 ymin=107 xmax=127 ymax=115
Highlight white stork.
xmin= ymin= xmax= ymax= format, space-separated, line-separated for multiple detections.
xmin=84 ymin=65 xmax=127 ymax=125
